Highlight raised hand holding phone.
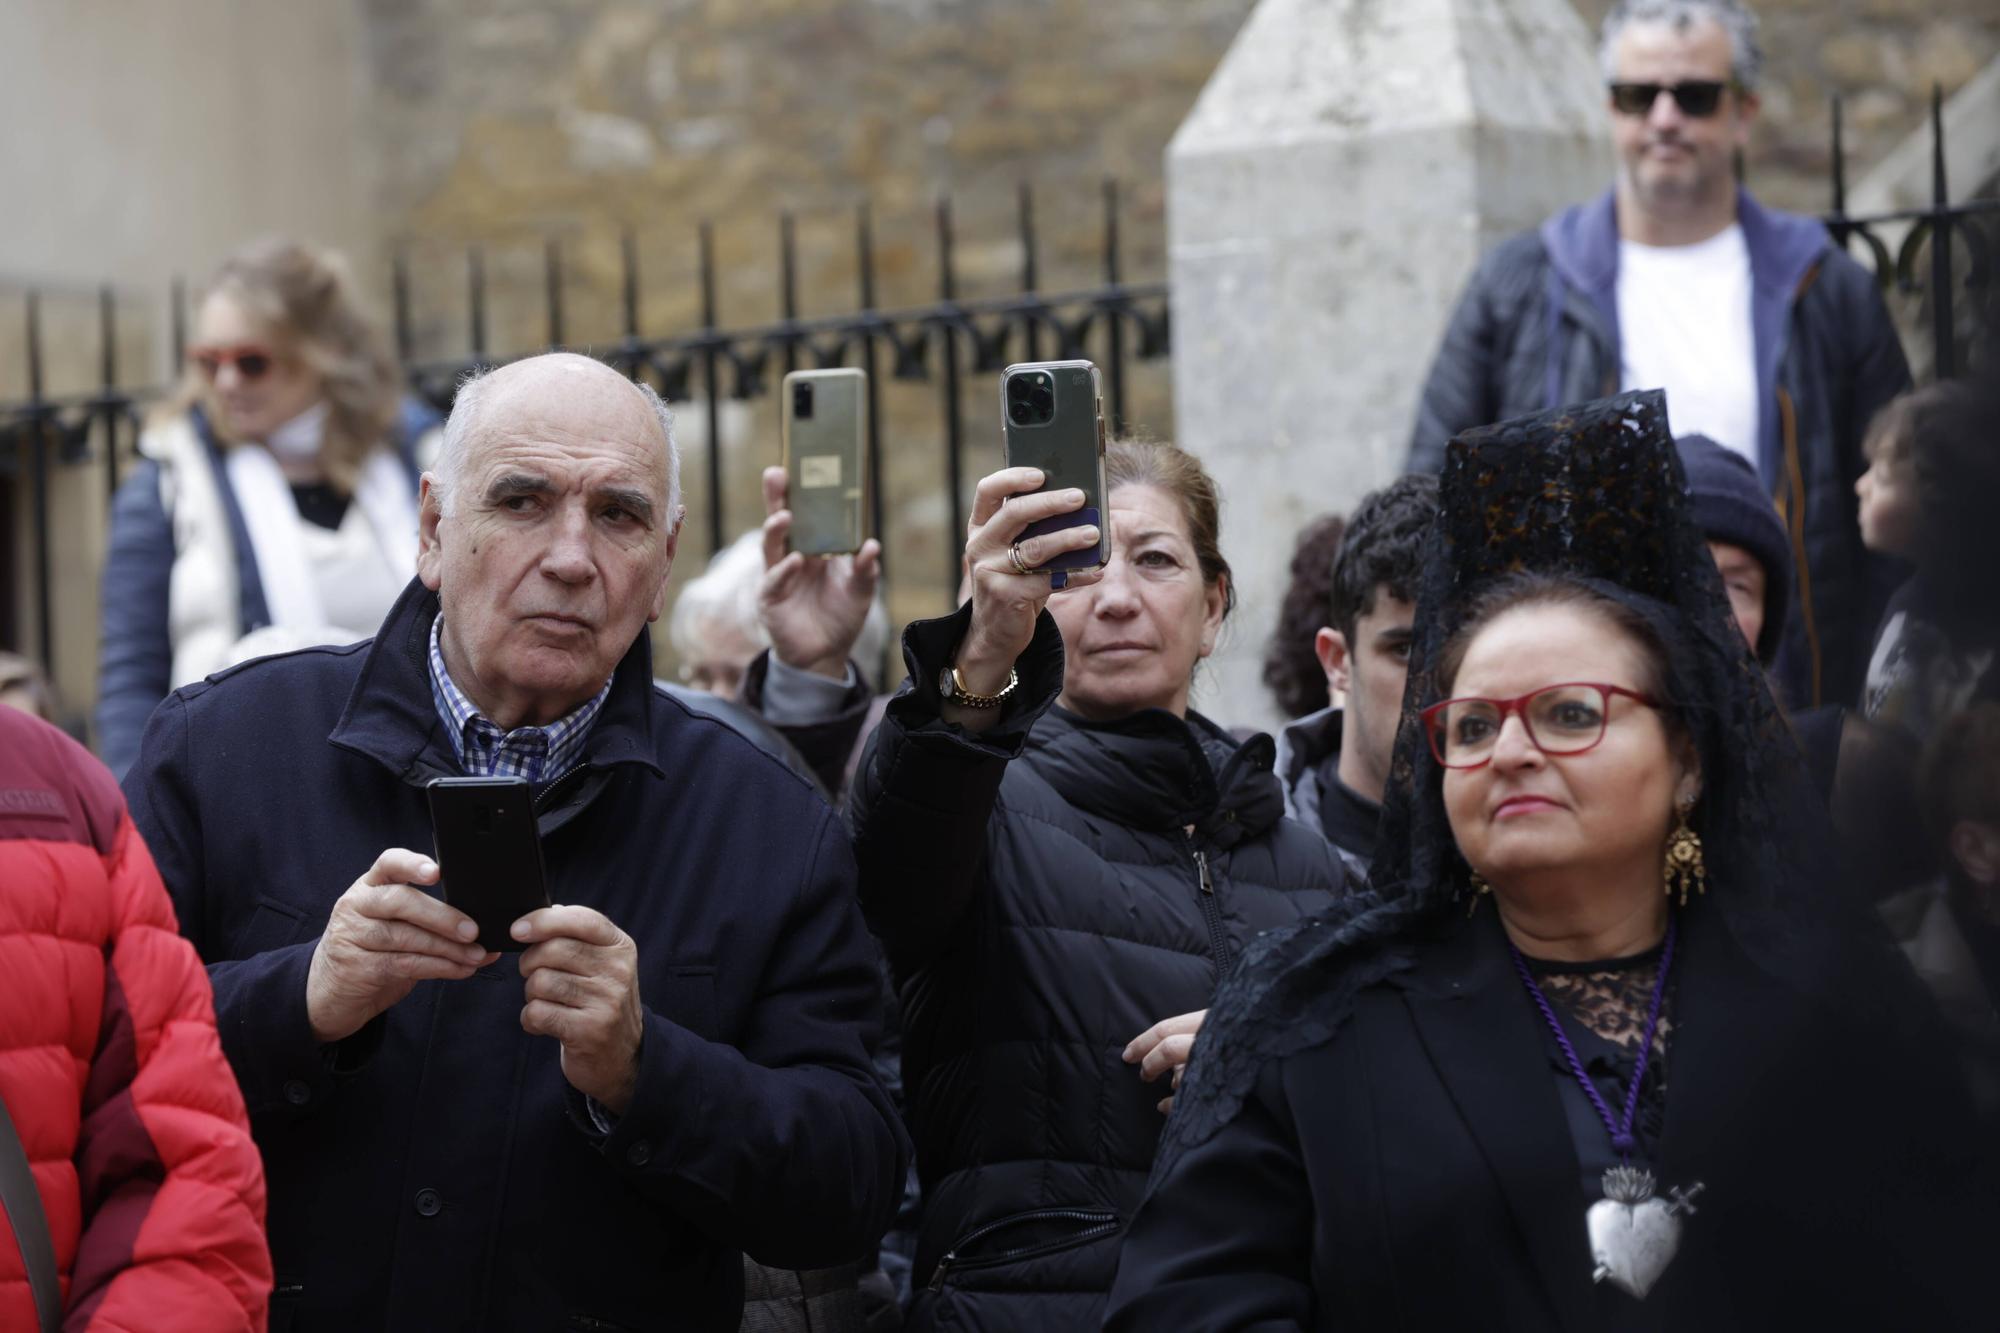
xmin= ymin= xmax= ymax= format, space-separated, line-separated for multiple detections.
xmin=759 ymin=465 xmax=882 ymax=681
xmin=948 ymin=466 xmax=1103 ymax=731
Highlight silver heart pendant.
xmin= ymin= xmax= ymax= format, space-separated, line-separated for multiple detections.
xmin=1584 ymin=1167 xmax=1704 ymax=1300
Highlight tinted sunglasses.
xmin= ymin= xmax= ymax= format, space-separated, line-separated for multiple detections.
xmin=1608 ymin=80 xmax=1731 ymax=118
xmin=190 ymin=344 xmax=276 ymax=381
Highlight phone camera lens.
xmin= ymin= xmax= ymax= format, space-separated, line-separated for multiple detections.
xmin=1008 ymin=372 xmax=1057 ymax=427
xmin=791 ymin=381 xmax=815 ymax=420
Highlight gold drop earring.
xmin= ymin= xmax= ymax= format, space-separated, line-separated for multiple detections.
xmin=1664 ymin=799 xmax=1708 ymax=907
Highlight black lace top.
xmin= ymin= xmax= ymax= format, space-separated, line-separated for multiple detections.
xmin=1524 ymin=943 xmax=1675 ymax=1198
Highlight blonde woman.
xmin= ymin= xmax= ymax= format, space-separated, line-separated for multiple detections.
xmin=96 ymin=240 xmax=440 ymax=773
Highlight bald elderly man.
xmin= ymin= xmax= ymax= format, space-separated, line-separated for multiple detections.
xmin=124 ymin=354 xmax=908 ymax=1330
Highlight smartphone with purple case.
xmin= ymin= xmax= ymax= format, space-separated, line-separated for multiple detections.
xmin=1000 ymin=360 xmax=1109 ymax=575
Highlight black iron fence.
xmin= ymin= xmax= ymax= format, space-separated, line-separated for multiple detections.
xmin=3 ymin=90 xmax=1996 ymax=689
xmin=1822 ymin=88 xmax=1998 ymax=382
xmin=0 ymin=179 xmax=1169 ymax=685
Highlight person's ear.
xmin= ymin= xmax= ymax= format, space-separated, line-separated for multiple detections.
xmin=1950 ymin=820 xmax=2000 ymax=888
xmin=1315 ymin=627 xmax=1352 ymax=696
xmin=1733 ymin=87 xmax=1760 ymax=145
xmin=648 ymin=505 xmax=686 ymax=624
xmin=416 ymin=475 xmax=445 ymax=592
xmin=1673 ymin=737 xmax=1704 ymax=809
xmin=1198 ymin=575 xmax=1229 ymax=659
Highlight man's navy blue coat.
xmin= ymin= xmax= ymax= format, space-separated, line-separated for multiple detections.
xmin=124 ymin=580 xmax=908 ymax=1331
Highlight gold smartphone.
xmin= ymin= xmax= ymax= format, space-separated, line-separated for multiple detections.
xmin=1000 ymin=360 xmax=1109 ymax=575
xmin=781 ymin=368 xmax=867 ymax=555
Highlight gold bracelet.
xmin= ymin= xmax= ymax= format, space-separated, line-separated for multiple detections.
xmin=939 ymin=664 xmax=1018 ymax=709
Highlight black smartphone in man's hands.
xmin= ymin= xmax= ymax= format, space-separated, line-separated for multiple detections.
xmin=426 ymin=776 xmax=550 ymax=952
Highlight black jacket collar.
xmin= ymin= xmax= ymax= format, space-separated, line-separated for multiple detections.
xmin=327 ymin=578 xmax=667 ymax=789
xmin=1025 ymin=704 xmax=1283 ymax=847
xmin=1400 ymin=910 xmax=1594 ymax=1332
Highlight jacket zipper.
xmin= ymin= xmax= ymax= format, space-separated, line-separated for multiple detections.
xmin=1191 ymin=845 xmax=1232 ymax=980
xmin=533 ymin=762 xmax=592 ymax=815
xmin=927 ymin=1208 xmax=1120 ymax=1292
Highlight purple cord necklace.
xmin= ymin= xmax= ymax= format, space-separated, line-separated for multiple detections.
xmin=1506 ymin=913 xmax=1706 ymax=1301
xmin=1507 ymin=915 xmax=1676 ymax=1160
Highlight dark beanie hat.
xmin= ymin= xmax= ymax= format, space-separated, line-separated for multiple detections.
xmin=1675 ymin=434 xmax=1791 ymax=664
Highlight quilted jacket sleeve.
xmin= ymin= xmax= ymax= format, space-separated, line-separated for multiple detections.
xmin=846 ymin=603 xmax=1064 ymax=973
xmin=63 ymin=810 xmax=271 ymax=1332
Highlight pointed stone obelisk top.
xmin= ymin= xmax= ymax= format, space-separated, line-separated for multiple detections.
xmin=1168 ymin=0 xmax=1613 ymax=730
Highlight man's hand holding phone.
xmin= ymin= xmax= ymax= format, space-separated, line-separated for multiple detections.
xmin=305 ymin=848 xmax=498 ymax=1044
xmin=759 ymin=465 xmax=882 ymax=680
xmin=514 ymin=906 xmax=646 ymax=1116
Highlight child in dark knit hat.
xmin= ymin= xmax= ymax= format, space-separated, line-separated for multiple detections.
xmin=1675 ymin=432 xmax=1852 ymax=803
xmin=1674 ymin=433 xmax=1792 ymax=667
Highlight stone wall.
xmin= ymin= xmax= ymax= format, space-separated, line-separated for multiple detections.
xmin=361 ymin=0 xmax=2000 ymax=357
xmin=358 ymin=0 xmax=1997 ymax=653
xmin=355 ymin=0 xmax=1261 ymax=639
xmin=7 ymin=0 xmax=1994 ymax=715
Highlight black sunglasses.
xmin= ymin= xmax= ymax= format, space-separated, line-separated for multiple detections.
xmin=1608 ymin=80 xmax=1731 ymax=117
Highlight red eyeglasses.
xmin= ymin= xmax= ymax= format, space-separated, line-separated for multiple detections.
xmin=1420 ymin=682 xmax=1660 ymax=770
xmin=190 ymin=344 xmax=277 ymax=382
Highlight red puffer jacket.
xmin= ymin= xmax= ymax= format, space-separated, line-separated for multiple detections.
xmin=0 ymin=709 xmax=270 ymax=1330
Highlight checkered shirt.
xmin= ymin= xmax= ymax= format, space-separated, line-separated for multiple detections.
xmin=427 ymin=616 xmax=611 ymax=787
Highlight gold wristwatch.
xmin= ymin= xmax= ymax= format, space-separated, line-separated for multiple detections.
xmin=939 ymin=664 xmax=1019 ymax=709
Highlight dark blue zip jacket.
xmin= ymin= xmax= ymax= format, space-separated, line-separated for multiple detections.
xmin=1408 ymin=188 xmax=1912 ymax=709
xmin=123 ymin=578 xmax=908 ymax=1331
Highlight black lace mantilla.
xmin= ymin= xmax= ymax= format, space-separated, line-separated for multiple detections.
xmin=1158 ymin=389 xmax=1912 ymax=1168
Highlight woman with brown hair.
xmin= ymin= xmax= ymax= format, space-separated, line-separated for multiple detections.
xmin=840 ymin=438 xmax=1347 ymax=1330
xmin=95 ymin=239 xmax=440 ymax=774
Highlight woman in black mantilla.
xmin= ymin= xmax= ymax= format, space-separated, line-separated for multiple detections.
xmin=1104 ymin=391 xmax=1987 ymax=1331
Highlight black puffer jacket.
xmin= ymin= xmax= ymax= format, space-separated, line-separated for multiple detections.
xmin=849 ymin=604 xmax=1345 ymax=1331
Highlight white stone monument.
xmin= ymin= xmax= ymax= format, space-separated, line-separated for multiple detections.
xmin=1169 ymin=0 xmax=1613 ymax=730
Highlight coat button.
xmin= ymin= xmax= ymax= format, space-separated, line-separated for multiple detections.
xmin=282 ymin=1079 xmax=311 ymax=1106
xmin=625 ymin=1141 xmax=653 ymax=1167
xmin=414 ymin=1188 xmax=443 ymax=1217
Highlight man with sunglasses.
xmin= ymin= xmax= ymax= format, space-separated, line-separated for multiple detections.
xmin=1408 ymin=0 xmax=1910 ymax=715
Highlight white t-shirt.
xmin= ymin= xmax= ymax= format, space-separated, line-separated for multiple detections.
xmin=1617 ymin=223 xmax=1761 ymax=470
